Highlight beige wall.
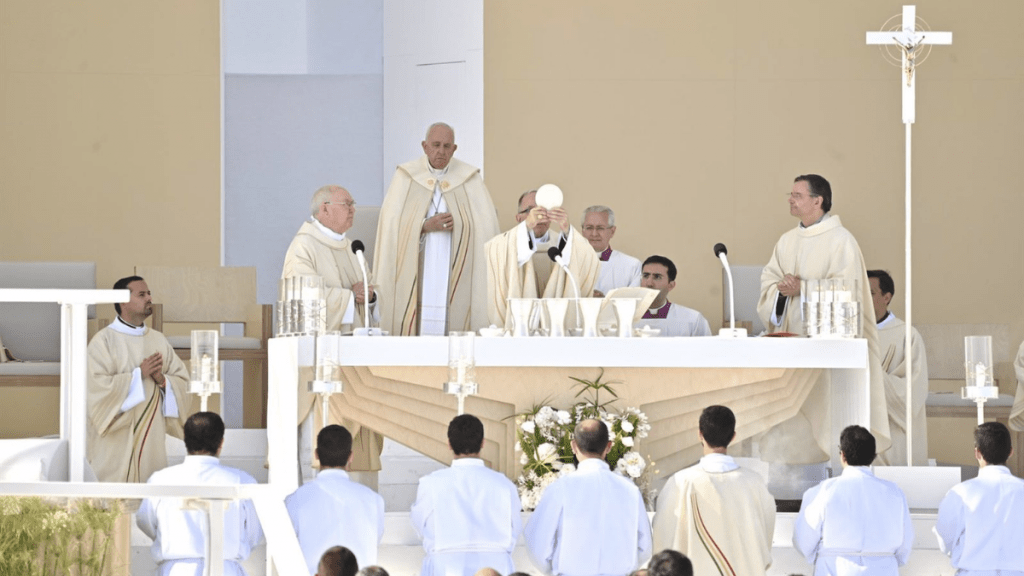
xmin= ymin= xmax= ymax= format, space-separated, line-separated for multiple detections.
xmin=1 ymin=1 xmax=220 ymax=436
xmin=485 ymin=1 xmax=1024 ymax=464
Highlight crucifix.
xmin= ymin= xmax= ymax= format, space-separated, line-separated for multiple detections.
xmin=866 ymin=5 xmax=951 ymax=464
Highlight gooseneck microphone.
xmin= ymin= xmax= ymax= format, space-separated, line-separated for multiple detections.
xmin=351 ymin=240 xmax=370 ymax=329
xmin=714 ymin=243 xmax=746 ymax=337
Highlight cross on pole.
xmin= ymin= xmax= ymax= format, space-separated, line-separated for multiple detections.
xmin=865 ymin=5 xmax=951 ymax=465
xmin=866 ymin=5 xmax=952 ymax=124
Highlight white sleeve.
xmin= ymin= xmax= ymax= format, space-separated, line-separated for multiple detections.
xmin=636 ymin=492 xmax=653 ymax=566
xmin=120 ymin=367 xmax=145 ymax=412
xmin=516 ymin=222 xmax=537 ymax=267
xmin=933 ymin=489 xmax=962 ymax=557
xmin=342 ymin=297 xmax=355 ymax=325
xmin=162 ymin=384 xmax=179 ymax=418
xmin=409 ymin=480 xmax=432 ymax=541
xmin=792 ymin=485 xmax=825 ymax=563
xmin=523 ymin=489 xmax=561 ymax=574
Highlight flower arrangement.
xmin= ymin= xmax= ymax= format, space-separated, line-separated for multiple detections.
xmin=0 ymin=496 xmax=121 ymax=576
xmin=515 ymin=370 xmax=654 ymax=510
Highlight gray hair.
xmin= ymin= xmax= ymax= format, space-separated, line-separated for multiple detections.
xmin=517 ymin=189 xmax=538 ymax=211
xmin=424 ymin=122 xmax=455 ymax=141
xmin=310 ymin=185 xmax=340 ymax=219
xmin=582 ymin=205 xmax=615 ymax=227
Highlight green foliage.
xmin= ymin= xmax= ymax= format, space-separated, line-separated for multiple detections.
xmin=0 ymin=497 xmax=121 ymax=576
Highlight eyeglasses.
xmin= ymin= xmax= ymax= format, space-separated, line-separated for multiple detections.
xmin=325 ymin=200 xmax=357 ymax=209
xmin=582 ymin=226 xmax=611 ymax=233
xmin=518 ymin=205 xmax=536 ymax=216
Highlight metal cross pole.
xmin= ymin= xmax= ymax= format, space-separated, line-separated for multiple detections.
xmin=866 ymin=5 xmax=951 ymax=464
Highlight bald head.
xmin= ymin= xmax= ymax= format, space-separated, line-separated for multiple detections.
xmin=573 ymin=419 xmax=610 ymax=458
xmin=473 ymin=568 xmax=502 ymax=576
xmin=310 ymin=185 xmax=356 ymax=235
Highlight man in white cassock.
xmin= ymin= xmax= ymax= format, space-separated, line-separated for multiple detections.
xmin=138 ymin=412 xmax=263 ymax=576
xmin=635 ymin=256 xmax=710 ymax=337
xmin=934 ymin=422 xmax=1024 ymax=574
xmin=524 ymin=419 xmax=652 ymax=576
xmin=756 ymin=174 xmax=890 ymax=464
xmin=282 ymin=184 xmax=382 ymax=476
xmin=410 ymin=414 xmax=522 ymax=576
xmin=793 ymin=425 xmax=913 ymax=575
xmin=286 ymin=425 xmax=385 ymax=575
xmin=652 ymin=405 xmax=775 ymax=575
xmin=87 ymin=275 xmax=191 ymax=483
xmin=486 ymin=189 xmax=600 ymax=329
xmin=868 ymin=270 xmax=929 ymax=466
xmin=581 ymin=205 xmax=641 ymax=298
xmin=374 ymin=122 xmax=500 ymax=335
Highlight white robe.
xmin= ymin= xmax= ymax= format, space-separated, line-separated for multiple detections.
xmin=595 ymin=248 xmax=642 ymax=296
xmin=137 ymin=455 xmax=263 ymax=576
xmin=652 ymin=453 xmax=776 ymax=575
xmin=420 ymin=166 xmax=453 ymax=335
xmin=934 ymin=465 xmax=1024 ymax=575
xmin=285 ymin=468 xmax=386 ymax=575
xmin=524 ymin=458 xmax=652 ymax=576
xmin=793 ymin=466 xmax=913 ymax=576
xmin=87 ymin=321 xmax=191 ymax=482
xmin=410 ymin=458 xmax=523 ymax=576
xmin=636 ymin=302 xmax=711 ymax=337
xmin=875 ymin=314 xmax=929 ymax=466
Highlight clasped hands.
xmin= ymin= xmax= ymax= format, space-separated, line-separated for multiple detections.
xmin=777 ymin=273 xmax=802 ymax=298
xmin=526 ymin=206 xmax=570 ymax=234
xmin=140 ymin=352 xmax=166 ymax=389
xmin=351 ymin=281 xmax=376 ymax=305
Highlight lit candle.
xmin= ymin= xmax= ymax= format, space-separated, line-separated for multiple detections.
xmin=200 ymin=353 xmax=214 ymax=382
xmin=974 ymin=362 xmax=987 ymax=387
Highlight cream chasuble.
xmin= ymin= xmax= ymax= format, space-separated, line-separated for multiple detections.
xmin=374 ymin=156 xmax=500 ymax=335
xmin=652 ymin=454 xmax=776 ymax=576
xmin=1008 ymin=341 xmax=1024 ymax=430
xmin=87 ymin=321 xmax=191 ymax=482
xmin=875 ymin=315 xmax=929 ymax=466
xmin=283 ymin=220 xmax=382 ymax=471
xmin=485 ymin=222 xmax=600 ymax=329
xmin=756 ymin=215 xmax=891 ymax=462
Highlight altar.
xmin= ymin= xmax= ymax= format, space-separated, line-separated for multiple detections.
xmin=268 ymin=336 xmax=873 ymax=482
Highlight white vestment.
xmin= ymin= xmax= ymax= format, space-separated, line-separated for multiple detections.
xmin=934 ymin=464 xmax=1024 ymax=575
xmin=87 ymin=320 xmax=191 ymax=482
xmin=285 ymin=468 xmax=386 ymax=575
xmin=1008 ymin=341 xmax=1024 ymax=430
xmin=595 ymin=248 xmax=642 ymax=296
xmin=652 ymin=454 xmax=776 ymax=575
xmin=875 ymin=314 xmax=929 ymax=466
xmin=524 ymin=458 xmax=652 ymax=576
xmin=756 ymin=215 xmax=891 ymax=462
xmin=410 ymin=458 xmax=523 ymax=576
xmin=137 ymin=455 xmax=263 ymax=576
xmin=793 ymin=466 xmax=913 ymax=576
xmin=636 ymin=302 xmax=711 ymax=337
xmin=486 ymin=222 xmax=600 ymax=329
xmin=375 ymin=155 xmax=500 ymax=335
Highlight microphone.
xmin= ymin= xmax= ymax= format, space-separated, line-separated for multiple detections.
xmin=547 ymin=246 xmax=582 ymax=330
xmin=351 ymin=240 xmax=370 ymax=330
xmin=714 ymin=243 xmax=746 ymax=338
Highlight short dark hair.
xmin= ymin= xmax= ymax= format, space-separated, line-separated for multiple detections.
xmin=699 ymin=405 xmax=736 ymax=449
xmin=112 ymin=275 xmax=145 ymax=315
xmin=184 ymin=412 xmax=225 ymax=456
xmin=642 ymin=255 xmax=677 ymax=282
xmin=975 ymin=422 xmax=1012 ymax=466
xmin=574 ymin=419 xmax=610 ymax=456
xmin=648 ymin=549 xmax=694 ymax=576
xmin=795 ymin=174 xmax=832 ymax=213
xmin=867 ymin=270 xmax=895 ymax=297
xmin=318 ymin=546 xmax=359 ymax=576
xmin=448 ymin=414 xmax=485 ymax=456
xmin=840 ymin=425 xmax=876 ymax=466
xmin=316 ymin=425 xmax=353 ymax=468
xmin=356 ymin=566 xmax=390 ymax=576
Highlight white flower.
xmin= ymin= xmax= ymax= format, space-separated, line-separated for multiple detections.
xmin=514 ymin=441 xmax=522 ymax=452
xmin=537 ymin=443 xmax=558 ymax=464
xmin=556 ymin=410 xmax=572 ymax=424
xmin=618 ymin=451 xmax=646 ymax=478
xmin=521 ymin=421 xmax=536 ymax=434
xmin=621 ymin=436 xmax=634 ymax=447
xmin=560 ymin=463 xmax=576 ymax=474
xmin=621 ymin=420 xmax=634 ymax=433
xmin=520 ymin=453 xmax=529 ymax=465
